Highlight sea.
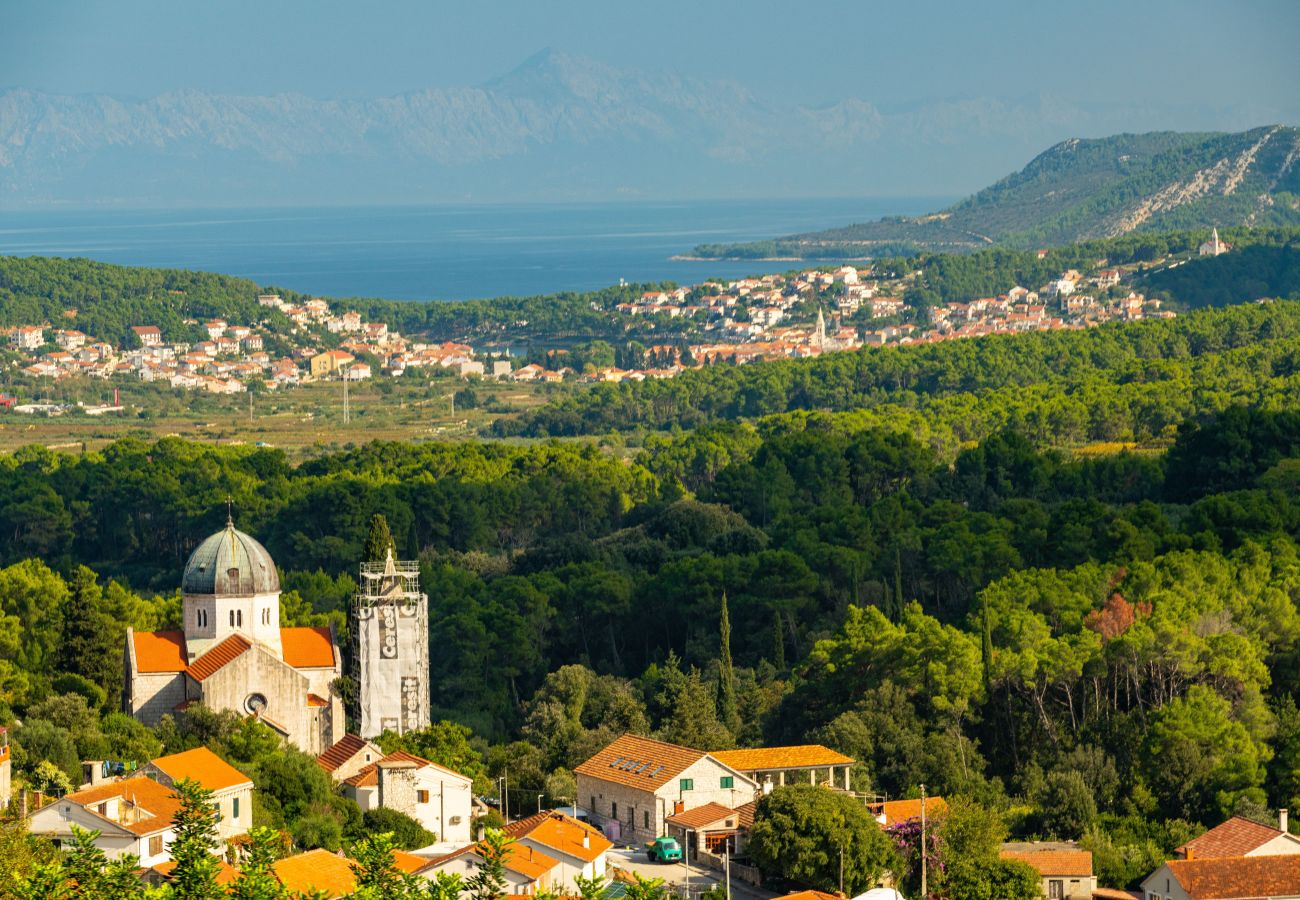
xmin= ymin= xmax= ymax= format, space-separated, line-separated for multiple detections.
xmin=0 ymin=197 xmax=944 ymax=302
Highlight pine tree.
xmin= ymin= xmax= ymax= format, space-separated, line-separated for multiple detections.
xmin=466 ymin=829 xmax=512 ymax=900
xmin=981 ymin=596 xmax=994 ymax=697
xmin=168 ymin=779 xmax=223 ymax=900
xmin=892 ymin=547 xmax=905 ymax=622
xmin=228 ymin=826 xmax=286 ymax=900
xmin=58 ymin=566 xmax=123 ymax=709
xmin=717 ymin=593 xmax=740 ymax=734
xmin=364 ymin=513 xmax=397 ymax=562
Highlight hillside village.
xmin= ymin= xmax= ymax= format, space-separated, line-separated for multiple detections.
xmin=4 ymin=727 xmax=1294 ymax=899
xmin=0 ymin=253 xmax=1178 ymax=412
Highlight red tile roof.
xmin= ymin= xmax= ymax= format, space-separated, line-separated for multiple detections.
xmin=520 ymin=815 xmax=612 ymax=863
xmin=732 ymin=800 xmax=757 ymax=830
xmin=342 ymin=751 xmax=470 ymax=788
xmin=317 ymin=734 xmax=374 ymax=774
xmin=665 ymin=802 xmax=739 ymax=830
xmin=710 ymin=745 xmax=853 ymax=772
xmin=999 ymin=848 xmax=1092 ymax=877
xmin=574 ymin=735 xmax=705 ymax=791
xmin=148 ymin=747 xmax=251 ymax=792
xmin=1177 ymin=816 xmax=1289 ymax=859
xmin=62 ymin=777 xmax=181 ymax=836
xmin=306 ymin=693 xmax=329 ymax=708
xmin=1165 ymin=855 xmax=1300 ymax=899
xmin=147 ymin=860 xmax=240 ymax=885
xmin=186 ymin=634 xmax=252 ymax=682
xmin=132 ymin=631 xmax=188 ymax=673
xmin=273 ymin=849 xmax=357 ymax=898
xmin=869 ymin=796 xmax=947 ymax=827
xmin=281 ymin=627 xmax=336 ymax=668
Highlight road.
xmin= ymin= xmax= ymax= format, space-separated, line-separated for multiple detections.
xmin=607 ymin=847 xmax=779 ymax=900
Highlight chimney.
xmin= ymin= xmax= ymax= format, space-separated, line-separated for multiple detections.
xmin=1282 ymin=809 xmax=1290 ymax=833
xmin=583 ymin=833 xmax=590 ymax=849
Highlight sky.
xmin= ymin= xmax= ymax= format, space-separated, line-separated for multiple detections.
xmin=3 ymin=0 xmax=1299 ymax=119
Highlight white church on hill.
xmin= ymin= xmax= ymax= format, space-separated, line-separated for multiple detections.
xmin=124 ymin=515 xmax=346 ymax=754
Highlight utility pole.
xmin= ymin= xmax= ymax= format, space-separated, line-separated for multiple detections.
xmin=920 ymin=783 xmax=927 ymax=900
xmin=682 ymin=827 xmax=690 ymax=900
xmin=838 ymin=844 xmax=844 ymax=894
xmin=249 ymin=390 xmax=253 ymax=423
xmin=342 ymin=372 xmax=350 ymax=424
xmin=725 ymin=845 xmax=731 ymax=900
xmin=503 ymin=770 xmax=509 ymax=821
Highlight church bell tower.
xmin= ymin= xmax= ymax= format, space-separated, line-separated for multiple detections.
xmin=353 ymin=549 xmax=430 ymax=738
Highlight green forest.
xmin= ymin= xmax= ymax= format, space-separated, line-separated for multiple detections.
xmin=7 ymin=298 xmax=1300 ymax=888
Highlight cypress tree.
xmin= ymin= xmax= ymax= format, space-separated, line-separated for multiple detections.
xmin=892 ymin=546 xmax=905 ymax=621
xmin=772 ymin=609 xmax=786 ymax=671
xmin=981 ymin=595 xmax=994 ymax=696
xmin=717 ymin=593 xmax=740 ymax=734
xmin=363 ymin=513 xmax=396 ymax=562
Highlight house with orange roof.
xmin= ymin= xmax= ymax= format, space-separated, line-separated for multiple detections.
xmin=416 ymin=840 xmax=561 ymax=894
xmin=1141 ymin=853 xmax=1300 ymax=900
xmin=28 ymin=775 xmax=182 ymax=866
xmin=317 ymin=733 xmax=384 ymax=783
xmin=142 ymin=747 xmax=252 ymax=841
xmin=272 ymin=847 xmax=427 ymax=898
xmin=341 ymin=750 xmax=474 ymax=845
xmin=868 ymin=796 xmax=948 ymax=828
xmin=574 ymin=734 xmax=758 ymax=845
xmin=125 ymin=518 xmax=345 ymax=754
xmin=1173 ymin=813 xmax=1300 ymax=860
xmin=504 ymin=811 xmax=613 ymax=888
xmin=999 ymin=842 xmax=1095 ymax=900
xmin=709 ymin=745 xmax=854 ymax=792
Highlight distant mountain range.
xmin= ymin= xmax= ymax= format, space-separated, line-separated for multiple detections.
xmin=696 ymin=127 xmax=1300 ymax=256
xmin=0 ymin=49 xmax=1288 ymax=209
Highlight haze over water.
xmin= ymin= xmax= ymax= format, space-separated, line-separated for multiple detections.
xmin=0 ymin=198 xmax=942 ymax=301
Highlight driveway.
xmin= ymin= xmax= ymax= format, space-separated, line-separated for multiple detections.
xmin=607 ymin=847 xmax=778 ymax=900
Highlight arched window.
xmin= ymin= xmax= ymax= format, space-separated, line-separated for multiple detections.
xmin=229 ymin=610 xmax=235 ymax=627
xmin=236 ymin=610 xmax=243 ymax=627
xmin=261 ymin=608 xmax=270 ymax=626
xmin=197 ymin=609 xmax=207 ymax=628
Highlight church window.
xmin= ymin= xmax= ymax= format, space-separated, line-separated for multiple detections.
xmin=244 ymin=693 xmax=268 ymax=714
xmin=262 ymin=608 xmax=270 ymax=626
xmin=236 ymin=610 xmax=243 ymax=627
xmin=229 ymin=610 xmax=235 ymax=627
xmin=197 ymin=609 xmax=207 ymax=628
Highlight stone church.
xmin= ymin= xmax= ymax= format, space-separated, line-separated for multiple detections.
xmin=124 ymin=517 xmax=345 ymax=754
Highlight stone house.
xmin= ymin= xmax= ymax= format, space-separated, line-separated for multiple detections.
xmin=574 ymin=735 xmax=758 ymax=844
xmin=1141 ymin=855 xmax=1300 ymax=900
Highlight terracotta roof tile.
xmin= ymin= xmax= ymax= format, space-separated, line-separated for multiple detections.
xmin=393 ymin=851 xmax=428 ymax=873
xmin=306 ymin=693 xmax=329 ymax=708
xmin=710 ymin=746 xmax=853 ymax=772
xmin=342 ymin=751 xmax=470 ymax=788
xmin=62 ymin=777 xmax=181 ymax=836
xmin=1166 ymin=855 xmax=1300 ymax=899
xmin=132 ymin=631 xmax=188 ymax=673
xmin=869 ymin=796 xmax=947 ymax=827
xmin=521 ymin=814 xmax=613 ymax=862
xmin=317 ymin=734 xmax=373 ymax=774
xmin=574 ymin=735 xmax=706 ymax=791
xmin=780 ymin=892 xmax=840 ymax=900
xmin=149 ymin=747 xmax=251 ymax=792
xmin=186 ymin=634 xmax=251 ymax=682
xmin=147 ymin=860 xmax=241 ymax=885
xmin=999 ymin=848 xmax=1092 ymax=877
xmin=666 ymin=802 xmax=740 ymax=830
xmin=1177 ymin=816 xmax=1289 ymax=859
xmin=273 ymin=849 xmax=357 ymax=898
xmin=281 ymin=627 xmax=336 ymax=668
xmin=732 ymin=800 xmax=757 ymax=830
xmin=500 ymin=843 xmax=559 ymax=880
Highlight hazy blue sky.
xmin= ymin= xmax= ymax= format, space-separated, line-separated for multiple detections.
xmin=4 ymin=0 xmax=1299 ymax=117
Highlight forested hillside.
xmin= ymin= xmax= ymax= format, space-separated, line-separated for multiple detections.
xmin=496 ymin=299 xmax=1300 ymax=440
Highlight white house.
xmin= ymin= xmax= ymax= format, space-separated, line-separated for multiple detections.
xmin=142 ymin=747 xmax=252 ymax=842
xmin=341 ymin=751 xmax=474 ymax=845
xmin=29 ymin=776 xmax=181 ymax=867
xmin=505 ymin=811 xmax=613 ymax=890
xmin=417 ymin=842 xmax=561 ymax=895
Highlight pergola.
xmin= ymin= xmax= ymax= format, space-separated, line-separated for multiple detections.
xmin=710 ymin=745 xmax=854 ymax=793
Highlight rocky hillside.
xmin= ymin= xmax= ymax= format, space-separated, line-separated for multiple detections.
xmin=698 ymin=127 xmax=1300 ymax=256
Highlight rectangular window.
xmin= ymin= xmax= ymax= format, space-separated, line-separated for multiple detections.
xmin=679 ymin=778 xmax=693 ymax=792
xmin=149 ymin=835 xmax=163 ymax=857
xmin=611 ymin=802 xmax=618 ymax=818
xmin=417 ymin=790 xmax=430 ymax=803
xmin=644 ymin=811 xmax=650 ymax=829
xmin=720 ymin=776 xmax=733 ymax=789
xmin=232 ymin=797 xmax=239 ymax=819
xmin=1048 ymin=881 xmax=1063 ymax=900
xmin=591 ymin=796 xmax=596 ymax=811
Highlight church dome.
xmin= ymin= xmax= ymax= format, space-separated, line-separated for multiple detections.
xmin=182 ymin=522 xmax=280 ymax=596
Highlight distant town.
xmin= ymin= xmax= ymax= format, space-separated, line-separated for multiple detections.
xmin=0 ymin=238 xmax=1212 ymax=414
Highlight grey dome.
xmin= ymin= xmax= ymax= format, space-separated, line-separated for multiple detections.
xmin=182 ymin=523 xmax=280 ymax=596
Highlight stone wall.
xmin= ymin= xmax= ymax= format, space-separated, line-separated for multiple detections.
xmin=377 ymin=761 xmax=419 ymax=818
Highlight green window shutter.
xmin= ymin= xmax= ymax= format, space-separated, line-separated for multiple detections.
xmin=720 ymin=776 xmax=733 ymax=789
xmin=679 ymin=778 xmax=693 ymax=792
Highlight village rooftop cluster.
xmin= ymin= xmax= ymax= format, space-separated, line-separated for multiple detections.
xmin=2 ymin=252 xmax=1183 ymax=410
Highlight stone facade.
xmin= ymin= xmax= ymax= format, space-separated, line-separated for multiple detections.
xmin=354 ymin=551 xmax=430 ymax=738
xmin=124 ymin=521 xmax=345 ymax=754
xmin=579 ymin=755 xmax=758 ymax=845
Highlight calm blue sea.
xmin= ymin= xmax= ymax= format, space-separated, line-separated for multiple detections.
xmin=0 ymin=198 xmax=943 ymax=301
